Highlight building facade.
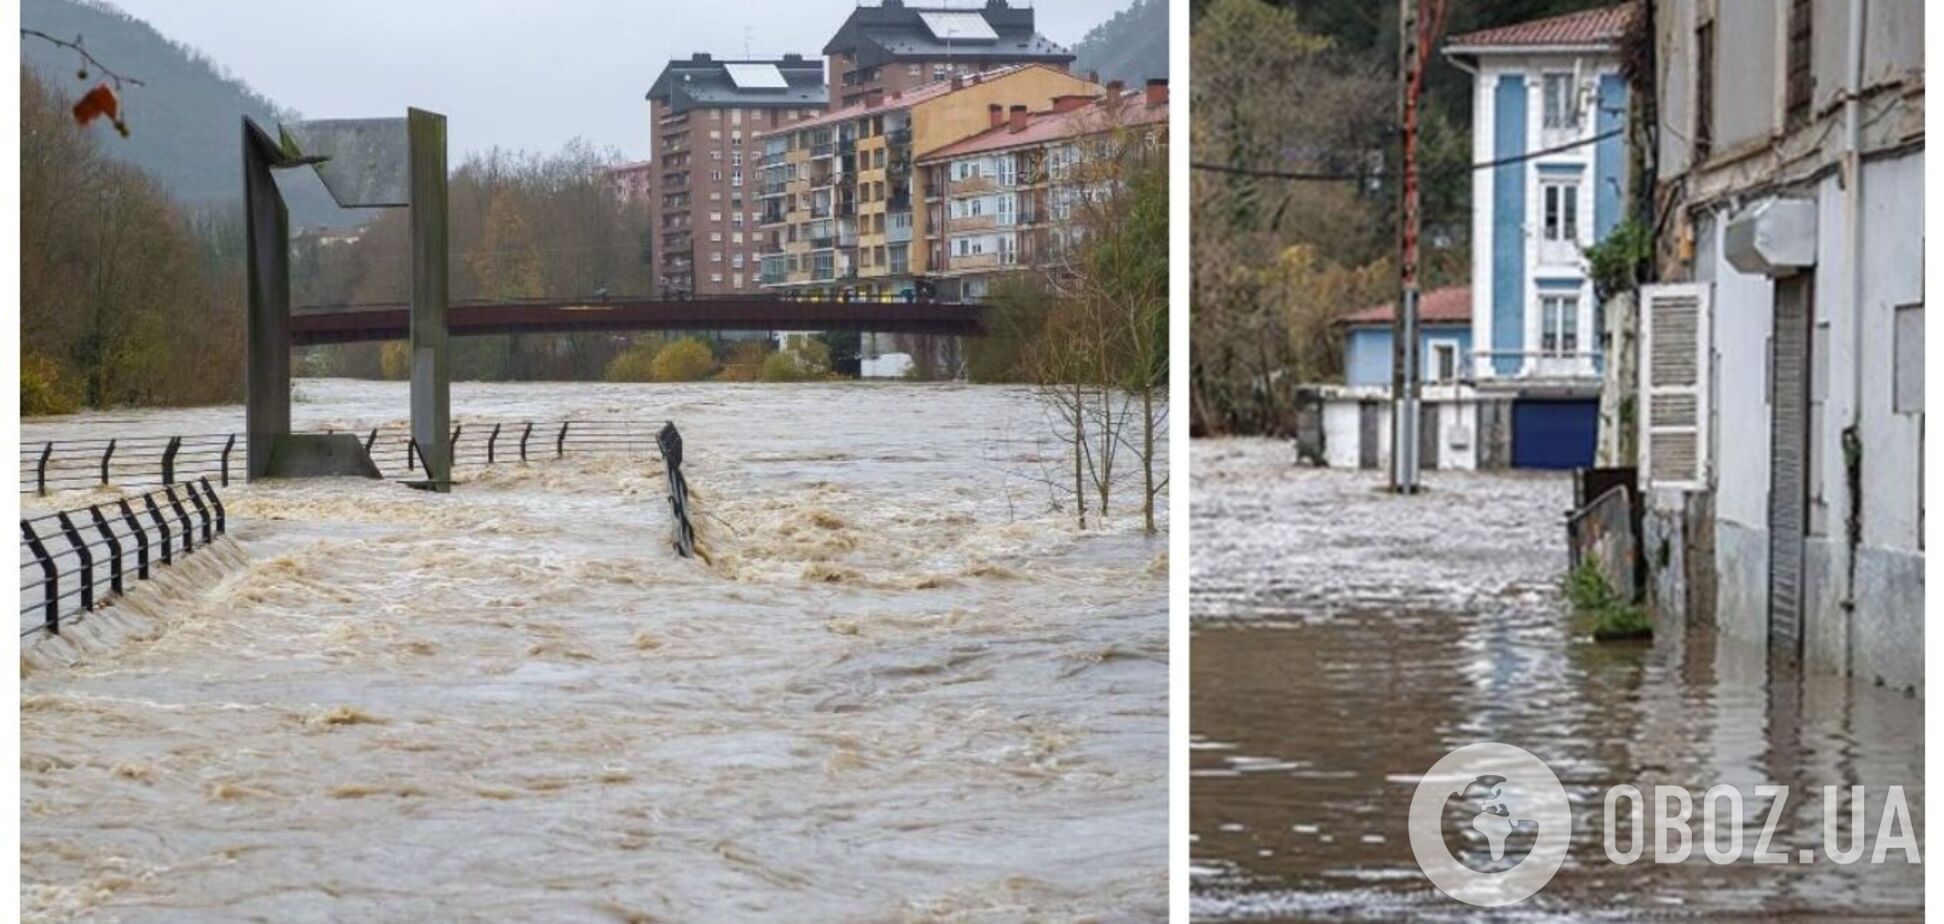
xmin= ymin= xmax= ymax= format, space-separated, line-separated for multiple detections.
xmin=1639 ymin=0 xmax=1923 ymax=690
xmin=755 ymin=63 xmax=1103 ymax=301
xmin=821 ymin=0 xmax=1074 ymax=111
xmin=1444 ymin=4 xmax=1634 ymax=469
xmin=645 ymin=53 xmax=827 ymax=296
xmin=915 ymin=80 xmax=1168 ymax=301
xmin=604 ymin=160 xmax=653 ymax=205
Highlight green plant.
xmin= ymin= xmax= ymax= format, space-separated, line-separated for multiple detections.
xmin=21 ymin=354 xmax=78 ymax=416
xmin=758 ymin=338 xmax=831 ymax=382
xmin=1583 ymin=218 xmax=1652 ymax=302
xmin=1566 ymin=561 xmax=1653 ymax=639
xmin=648 ymin=338 xmax=717 ymax=382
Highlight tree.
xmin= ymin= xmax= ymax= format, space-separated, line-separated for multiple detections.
xmin=649 ymin=338 xmax=716 ymax=382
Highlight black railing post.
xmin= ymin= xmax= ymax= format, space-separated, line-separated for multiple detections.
xmin=185 ymin=480 xmax=213 ymax=543
xmin=365 ymin=428 xmax=379 ymax=455
xmin=557 ymin=421 xmax=570 ymax=459
xmin=89 ymin=505 xmax=124 ymax=595
xmin=220 ymin=434 xmax=237 ymax=486
xmin=487 ymin=423 xmax=501 ymax=464
xmin=201 ymin=477 xmax=226 ymax=536
xmin=451 ymin=424 xmax=462 ymax=465
xmin=520 ymin=422 xmax=533 ymax=461
xmin=164 ymin=486 xmax=193 ymax=554
xmin=118 ymin=498 xmax=150 ymax=579
xmin=145 ymin=493 xmax=173 ymax=565
xmin=657 ymin=422 xmax=695 ymax=559
xmin=100 ymin=438 xmax=116 ymax=486
xmin=162 ymin=435 xmax=182 ymax=485
xmin=36 ymin=442 xmax=52 ymax=496
xmin=56 ymin=511 xmax=93 ymax=612
xmin=21 ymin=520 xmax=58 ymax=634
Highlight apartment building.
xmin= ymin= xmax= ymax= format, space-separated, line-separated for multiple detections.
xmin=755 ymin=63 xmax=1101 ymax=300
xmin=916 ymin=79 xmax=1168 ymax=300
xmin=821 ymin=0 xmax=1074 ymax=111
xmin=644 ymin=53 xmax=826 ymax=296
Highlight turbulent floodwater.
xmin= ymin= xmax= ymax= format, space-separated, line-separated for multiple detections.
xmin=1191 ymin=438 xmax=1923 ymax=922
xmin=21 ymin=379 xmax=1168 ymax=922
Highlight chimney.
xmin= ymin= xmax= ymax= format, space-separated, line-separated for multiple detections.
xmin=1052 ymin=94 xmax=1092 ymax=113
xmin=1144 ymin=78 xmax=1167 ymax=107
xmin=1106 ymin=79 xmax=1124 ymax=96
xmin=1008 ymin=105 xmax=1028 ymax=132
xmin=891 ymin=89 xmax=903 ymax=100
xmin=1086 ymin=70 xmax=1099 ymax=84
xmin=951 ymin=74 xmax=964 ymax=90
xmin=865 ymin=90 xmax=886 ymax=108
xmin=692 ymin=52 xmax=712 ymax=62
xmin=988 ymin=103 xmax=1005 ymax=128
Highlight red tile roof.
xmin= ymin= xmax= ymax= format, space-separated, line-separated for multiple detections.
xmin=1339 ymin=285 xmax=1472 ymax=326
xmin=1445 ymin=2 xmax=1637 ymax=50
xmin=917 ymin=89 xmax=1166 ymax=162
xmin=758 ymin=63 xmax=1041 ymax=136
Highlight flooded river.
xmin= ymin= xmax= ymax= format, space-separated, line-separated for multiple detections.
xmin=21 ymin=379 xmax=1167 ymax=922
xmin=1190 ymin=438 xmax=1922 ymax=921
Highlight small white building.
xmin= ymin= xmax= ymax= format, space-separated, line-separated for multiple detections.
xmin=1444 ymin=4 xmax=1633 ymax=469
xmin=1640 ymin=0 xmax=1923 ymax=691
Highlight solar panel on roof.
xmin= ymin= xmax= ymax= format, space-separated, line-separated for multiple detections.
xmin=724 ymin=63 xmax=789 ymax=89
xmin=919 ymin=11 xmax=998 ymax=42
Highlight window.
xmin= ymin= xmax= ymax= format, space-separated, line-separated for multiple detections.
xmin=1430 ymin=342 xmax=1459 ymax=383
xmin=1640 ymin=283 xmax=1712 ymax=488
xmin=731 ymin=169 xmax=743 ymax=187
xmin=1542 ymin=73 xmax=1578 ymax=129
xmin=709 ymin=231 xmax=722 ymax=243
xmin=710 ymin=250 xmax=722 ymax=263
xmin=1541 ymin=180 xmax=1579 ymax=242
xmin=732 ymin=212 xmax=744 ymax=229
xmin=732 ymin=152 xmax=742 ymax=167
xmin=733 ymin=272 xmax=744 ymax=288
xmin=997 ymin=195 xmax=1014 ymax=226
xmin=998 ymin=156 xmax=1017 ymax=187
xmin=909 ymin=63 xmax=922 ymax=77
xmin=1894 ymin=303 xmax=1924 ymax=413
xmin=732 ymin=253 xmax=744 ymax=268
xmin=1541 ymin=294 xmax=1579 ymax=355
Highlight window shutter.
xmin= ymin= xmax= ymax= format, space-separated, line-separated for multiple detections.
xmin=1640 ymin=283 xmax=1712 ymax=489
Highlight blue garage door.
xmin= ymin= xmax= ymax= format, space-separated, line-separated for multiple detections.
xmin=1512 ymin=399 xmax=1597 ymax=469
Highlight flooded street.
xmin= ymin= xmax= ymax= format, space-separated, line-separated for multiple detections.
xmin=1190 ymin=438 xmax=1923 ymax=921
xmin=21 ymin=379 xmax=1167 ymax=922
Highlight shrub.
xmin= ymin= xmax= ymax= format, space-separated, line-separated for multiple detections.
xmin=1566 ymin=561 xmax=1652 ymax=640
xmin=714 ymin=340 xmax=769 ymax=382
xmin=603 ymin=339 xmax=663 ymax=382
xmin=378 ymin=342 xmax=412 ymax=381
xmin=759 ymin=338 xmax=831 ymax=382
xmin=21 ymin=354 xmax=77 ymax=416
xmin=649 ymin=338 xmax=717 ymax=382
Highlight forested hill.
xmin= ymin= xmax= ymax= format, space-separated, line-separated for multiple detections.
xmin=21 ymin=0 xmax=355 ymax=227
xmin=1072 ymin=0 xmax=1168 ymax=86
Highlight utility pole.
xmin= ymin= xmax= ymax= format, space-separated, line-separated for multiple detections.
xmin=1390 ymin=0 xmax=1446 ymax=493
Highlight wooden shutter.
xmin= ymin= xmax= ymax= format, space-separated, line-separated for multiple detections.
xmin=1640 ymin=283 xmax=1712 ymax=489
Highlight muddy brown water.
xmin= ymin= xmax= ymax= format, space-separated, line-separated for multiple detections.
xmin=1191 ymin=439 xmax=1922 ymax=922
xmin=21 ymin=380 xmax=1167 ymax=922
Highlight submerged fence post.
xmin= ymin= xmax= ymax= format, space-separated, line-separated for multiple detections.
xmin=162 ymin=435 xmax=182 ymax=485
xmin=556 ymin=421 xmax=570 ymax=459
xmin=520 ymin=422 xmax=533 ymax=461
xmin=407 ymin=438 xmax=419 ymax=472
xmin=118 ymin=498 xmax=150 ymax=580
xmin=145 ymin=493 xmax=173 ymax=565
xmin=657 ymin=422 xmax=695 ymax=559
xmin=201 ymin=477 xmax=226 ymax=536
xmin=56 ymin=511 xmax=93 ymax=612
xmin=220 ymin=434 xmax=237 ymax=486
xmin=185 ymin=481 xmax=213 ymax=543
xmin=36 ymin=443 xmax=52 ymax=496
xmin=100 ymin=439 xmax=117 ymax=486
xmin=90 ymin=505 xmax=124 ymax=595
xmin=21 ymin=520 xmax=58 ymax=634
xmin=164 ymin=486 xmax=193 ymax=554
xmin=487 ymin=423 xmax=501 ymax=464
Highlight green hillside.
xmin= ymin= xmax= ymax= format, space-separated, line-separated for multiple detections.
xmin=1073 ymin=0 xmax=1169 ymax=86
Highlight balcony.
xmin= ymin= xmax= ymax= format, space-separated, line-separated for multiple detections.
xmin=810 ymin=142 xmax=835 ymax=159
xmin=887 ymin=128 xmax=911 ymax=147
xmin=1469 ymin=349 xmax=1603 ymax=386
xmin=948 ymin=213 xmax=997 ymax=233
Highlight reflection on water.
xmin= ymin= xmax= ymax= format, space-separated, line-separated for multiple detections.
xmin=21 ymin=379 xmax=1167 ymax=921
xmin=1190 ymin=439 xmax=1922 ymax=921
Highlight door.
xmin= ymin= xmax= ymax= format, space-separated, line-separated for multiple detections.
xmin=1768 ymin=275 xmax=1812 ymax=663
xmin=1419 ymin=402 xmax=1440 ymax=470
xmin=1358 ymin=401 xmax=1381 ymax=469
xmin=1511 ymin=399 xmax=1598 ymax=469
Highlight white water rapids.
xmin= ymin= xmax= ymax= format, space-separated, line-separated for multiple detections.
xmin=20 ymin=379 xmax=1168 ymax=922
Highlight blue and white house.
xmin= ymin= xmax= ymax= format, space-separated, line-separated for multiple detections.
xmin=1444 ymin=4 xmax=1633 ymax=469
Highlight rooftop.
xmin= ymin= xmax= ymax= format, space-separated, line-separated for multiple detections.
xmin=1339 ymin=285 xmax=1472 ymax=326
xmin=760 ymin=63 xmax=1043 ymax=135
xmin=646 ymin=53 xmax=827 ymax=114
xmin=918 ymin=84 xmax=1167 ymax=162
xmin=1444 ymin=2 xmax=1637 ymax=52
xmin=824 ymin=0 xmax=1073 ymax=69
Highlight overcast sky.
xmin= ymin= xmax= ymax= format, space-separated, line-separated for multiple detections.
xmin=98 ymin=0 xmax=1131 ymax=163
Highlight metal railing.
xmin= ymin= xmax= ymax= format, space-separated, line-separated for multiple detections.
xmin=21 ymin=419 xmax=665 ymax=495
xmin=656 ymin=422 xmax=695 ymax=558
xmin=20 ymin=478 xmax=227 ymax=637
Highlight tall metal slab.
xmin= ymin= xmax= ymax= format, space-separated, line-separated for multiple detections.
xmin=242 ymin=118 xmax=291 ymax=481
xmin=407 ymin=109 xmax=451 ymax=489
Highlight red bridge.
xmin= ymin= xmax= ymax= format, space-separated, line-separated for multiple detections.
xmin=289 ymin=295 xmax=986 ymax=346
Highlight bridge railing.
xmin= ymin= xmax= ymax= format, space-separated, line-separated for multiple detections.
xmin=20 ymin=419 xmax=665 ymax=495
xmin=20 ymin=478 xmax=227 ymax=637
